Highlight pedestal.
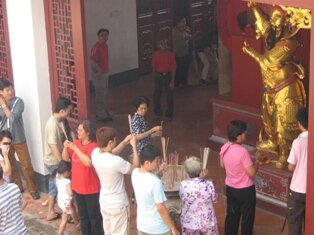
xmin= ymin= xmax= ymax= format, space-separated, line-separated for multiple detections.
xmin=255 ymin=153 xmax=292 ymax=215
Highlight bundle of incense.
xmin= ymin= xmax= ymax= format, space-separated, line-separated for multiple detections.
xmin=128 ymin=114 xmax=133 ymax=134
xmin=200 ymin=148 xmax=203 ymax=163
xmin=60 ymin=121 xmax=69 ymax=140
xmin=202 ymin=147 xmax=210 ymax=169
xmin=161 ymin=137 xmax=169 ymax=163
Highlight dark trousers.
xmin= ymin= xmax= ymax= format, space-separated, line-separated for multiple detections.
xmin=74 ymin=191 xmax=104 ymax=235
xmin=225 ymin=185 xmax=256 ymax=235
xmin=287 ymin=190 xmax=306 ymax=235
xmin=153 ymin=73 xmax=174 ymax=117
xmin=175 ymin=55 xmax=190 ymax=86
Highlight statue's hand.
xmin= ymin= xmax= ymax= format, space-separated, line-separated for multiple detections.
xmin=247 ymin=1 xmax=256 ymax=8
xmin=242 ymin=41 xmax=251 ymax=54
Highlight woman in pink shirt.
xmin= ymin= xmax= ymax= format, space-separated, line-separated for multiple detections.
xmin=220 ymin=120 xmax=258 ymax=235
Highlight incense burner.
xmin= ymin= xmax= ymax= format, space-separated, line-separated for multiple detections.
xmin=161 ymin=165 xmax=187 ymax=228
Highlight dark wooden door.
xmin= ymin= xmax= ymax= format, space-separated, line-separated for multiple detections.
xmin=136 ymin=0 xmax=174 ymax=74
xmin=137 ymin=0 xmax=217 ymax=74
xmin=189 ymin=0 xmax=217 ymax=49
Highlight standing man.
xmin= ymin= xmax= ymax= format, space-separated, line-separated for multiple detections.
xmin=90 ymin=28 xmax=113 ymax=122
xmin=0 ymin=79 xmax=40 ymax=200
xmin=287 ymin=107 xmax=308 ymax=235
xmin=151 ymin=39 xmax=176 ymax=121
xmin=172 ymin=17 xmax=191 ymax=88
xmin=44 ymin=96 xmax=72 ymax=221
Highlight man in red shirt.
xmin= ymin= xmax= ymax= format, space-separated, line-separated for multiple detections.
xmin=90 ymin=28 xmax=112 ymax=122
xmin=151 ymin=39 xmax=176 ymax=121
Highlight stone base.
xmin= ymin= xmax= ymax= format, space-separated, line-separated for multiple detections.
xmin=255 ymin=152 xmax=292 ymax=216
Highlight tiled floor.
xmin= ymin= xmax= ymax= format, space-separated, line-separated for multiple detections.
xmin=23 ymin=73 xmax=289 ymax=234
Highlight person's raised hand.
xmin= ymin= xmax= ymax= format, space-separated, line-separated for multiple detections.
xmin=130 ymin=134 xmax=137 ymax=148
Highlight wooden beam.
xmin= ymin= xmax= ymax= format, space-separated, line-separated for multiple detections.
xmin=241 ymin=0 xmax=313 ymax=9
xmin=70 ymin=0 xmax=90 ymax=120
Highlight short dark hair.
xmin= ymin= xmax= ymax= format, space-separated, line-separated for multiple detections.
xmin=0 ymin=130 xmax=12 ymax=142
xmin=57 ymin=160 xmax=71 ymax=174
xmin=132 ymin=96 xmax=150 ymax=109
xmin=0 ymin=79 xmax=12 ymax=91
xmin=80 ymin=120 xmax=96 ymax=141
xmin=227 ymin=120 xmax=247 ymax=142
xmin=96 ymin=126 xmax=116 ymax=148
xmin=97 ymin=28 xmax=109 ymax=36
xmin=296 ymin=107 xmax=308 ymax=129
xmin=140 ymin=144 xmax=161 ymax=165
xmin=54 ymin=96 xmax=72 ymax=113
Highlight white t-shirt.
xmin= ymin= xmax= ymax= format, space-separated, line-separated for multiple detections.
xmin=56 ymin=176 xmax=72 ymax=202
xmin=287 ymin=131 xmax=308 ymax=193
xmin=131 ymin=168 xmax=169 ymax=234
xmin=91 ymin=148 xmax=131 ymax=209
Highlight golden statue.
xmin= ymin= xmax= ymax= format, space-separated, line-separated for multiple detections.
xmin=242 ymin=2 xmax=310 ymax=168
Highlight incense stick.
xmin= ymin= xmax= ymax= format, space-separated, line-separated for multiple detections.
xmin=60 ymin=121 xmax=69 ymax=140
xmin=128 ymin=114 xmax=132 ymax=134
xmin=161 ymin=137 xmax=167 ymax=163
xmin=202 ymin=147 xmax=210 ymax=169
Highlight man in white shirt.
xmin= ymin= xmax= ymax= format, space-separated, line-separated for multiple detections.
xmin=131 ymin=144 xmax=179 ymax=235
xmin=287 ymin=107 xmax=308 ymax=235
xmin=91 ymin=126 xmax=139 ymax=235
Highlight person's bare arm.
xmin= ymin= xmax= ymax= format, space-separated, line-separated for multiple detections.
xmin=220 ymin=158 xmax=224 ymax=168
xmin=135 ymin=126 xmax=162 ymax=142
xmin=128 ymin=135 xmax=140 ymax=174
xmin=62 ymin=141 xmax=70 ymax=162
xmin=112 ymin=134 xmax=132 ymax=155
xmin=90 ymin=59 xmax=102 ymax=73
xmin=245 ymin=162 xmax=259 ymax=177
xmin=0 ymin=96 xmax=11 ymax=118
xmin=288 ymin=163 xmax=296 ymax=172
xmin=65 ymin=140 xmax=92 ymax=167
xmin=155 ymin=203 xmax=179 ymax=235
xmin=66 ymin=182 xmax=73 ymax=196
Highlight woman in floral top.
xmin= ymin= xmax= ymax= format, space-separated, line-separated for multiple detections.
xmin=180 ymin=156 xmax=219 ymax=235
xmin=131 ymin=96 xmax=162 ymax=152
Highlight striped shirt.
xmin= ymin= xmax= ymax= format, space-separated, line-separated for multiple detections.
xmin=0 ymin=182 xmax=27 ymax=235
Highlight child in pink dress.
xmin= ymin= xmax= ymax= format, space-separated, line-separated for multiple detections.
xmin=180 ymin=156 xmax=219 ymax=235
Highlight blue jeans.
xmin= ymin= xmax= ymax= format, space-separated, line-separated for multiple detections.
xmin=45 ymin=164 xmax=58 ymax=196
